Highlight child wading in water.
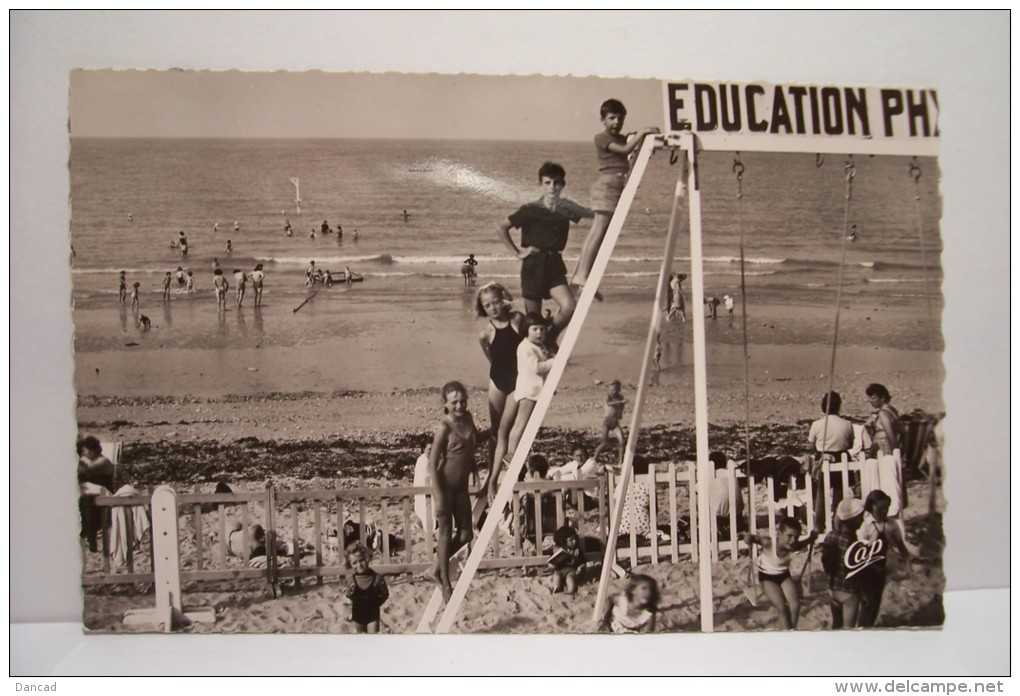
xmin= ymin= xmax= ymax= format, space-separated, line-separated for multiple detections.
xmin=130 ymin=281 xmax=140 ymax=310
xmin=742 ymin=519 xmax=818 ymax=630
xmin=428 ymin=381 xmax=490 ymax=601
xmin=118 ymin=271 xmax=127 ymax=304
xmin=490 ymin=312 xmax=555 ymax=501
xmin=600 ymin=574 xmax=660 ymax=633
xmin=593 ymin=380 xmax=626 ymax=464
xmin=213 ymin=269 xmax=229 ymax=311
xmin=251 ymin=263 xmax=265 ymax=307
xmin=233 ymin=268 xmax=247 ymax=307
xmin=571 ymin=99 xmax=660 ymax=294
xmin=475 ymin=283 xmax=524 ymax=500
xmin=343 ymin=543 xmax=389 ymax=634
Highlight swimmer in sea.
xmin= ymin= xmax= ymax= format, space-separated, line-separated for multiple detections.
xmin=225 ymin=239 xmax=233 ymax=255
xmin=401 ymin=210 xmax=411 ymax=223
xmin=127 ymin=213 xmax=133 ymax=223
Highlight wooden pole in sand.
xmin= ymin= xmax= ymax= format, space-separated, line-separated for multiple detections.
xmin=686 ymin=137 xmax=716 ymax=633
xmin=426 ymin=136 xmax=662 ymax=634
xmin=591 ymin=144 xmax=688 ymax=625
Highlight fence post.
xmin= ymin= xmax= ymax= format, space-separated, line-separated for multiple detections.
xmin=123 ymin=485 xmax=214 ymax=631
xmin=266 ymin=482 xmax=279 ymax=597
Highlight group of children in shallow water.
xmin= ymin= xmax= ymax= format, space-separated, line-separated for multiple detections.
xmin=119 ymin=262 xmax=267 ymax=323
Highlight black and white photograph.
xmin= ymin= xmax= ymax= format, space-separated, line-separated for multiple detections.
xmin=10 ymin=10 xmax=1009 ymax=678
xmin=69 ymin=70 xmax=946 ymax=635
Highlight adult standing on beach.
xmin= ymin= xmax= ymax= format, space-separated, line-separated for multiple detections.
xmin=78 ymin=436 xmax=115 ymax=553
xmin=864 ymin=384 xmax=903 ymax=458
xmin=864 ymin=383 xmax=906 ymax=519
xmin=808 ymin=391 xmax=854 ymax=529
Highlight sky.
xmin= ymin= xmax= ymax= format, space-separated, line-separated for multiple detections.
xmin=70 ymin=70 xmax=663 ymax=140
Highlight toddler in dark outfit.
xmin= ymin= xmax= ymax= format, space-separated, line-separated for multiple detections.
xmin=344 ymin=543 xmax=389 ymax=634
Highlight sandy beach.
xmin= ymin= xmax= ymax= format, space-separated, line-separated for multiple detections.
xmin=77 ymin=291 xmax=946 ymax=634
xmin=71 ymin=133 xmax=946 ymax=636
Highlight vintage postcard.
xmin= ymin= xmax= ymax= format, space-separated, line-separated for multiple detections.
xmin=71 ymin=70 xmax=945 ymax=634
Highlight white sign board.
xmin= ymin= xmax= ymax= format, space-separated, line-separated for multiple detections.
xmin=663 ymin=81 xmax=940 ymax=156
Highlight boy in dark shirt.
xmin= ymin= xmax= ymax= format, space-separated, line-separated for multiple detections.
xmin=496 ymin=162 xmax=593 ymax=346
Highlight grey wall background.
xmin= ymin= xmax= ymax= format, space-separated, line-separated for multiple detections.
xmin=10 ymin=11 xmax=1009 ymax=628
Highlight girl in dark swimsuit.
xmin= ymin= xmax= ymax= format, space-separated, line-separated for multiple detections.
xmin=475 ymin=283 xmax=524 ymax=501
xmin=428 ymin=381 xmax=491 ymax=601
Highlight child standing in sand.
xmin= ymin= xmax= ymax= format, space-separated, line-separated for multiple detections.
xmin=601 ymin=574 xmax=660 ymax=634
xmin=742 ymin=519 xmax=818 ymax=630
xmin=856 ymin=489 xmax=914 ymax=628
xmin=476 ymin=283 xmax=525 ymax=500
xmin=571 ymin=99 xmax=659 ymax=293
xmin=593 ymin=380 xmax=626 ymax=464
xmin=496 ymin=313 xmax=555 ymax=499
xmin=213 ymin=269 xmax=229 ymax=310
xmin=496 ymin=162 xmax=593 ymax=348
xmin=343 ymin=543 xmax=389 ymax=634
xmin=822 ymin=497 xmax=864 ymax=629
xmin=428 ymin=381 xmax=490 ymax=601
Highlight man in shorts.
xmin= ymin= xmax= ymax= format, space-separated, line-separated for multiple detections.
xmin=496 ymin=162 xmax=593 ymax=347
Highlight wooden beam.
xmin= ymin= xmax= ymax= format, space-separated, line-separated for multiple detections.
xmin=685 ymin=136 xmax=716 ymax=632
xmin=429 ymin=136 xmax=661 ymax=634
xmin=591 ymin=136 xmax=688 ymax=624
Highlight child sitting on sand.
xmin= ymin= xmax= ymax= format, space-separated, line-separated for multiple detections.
xmin=742 ymin=518 xmax=818 ymax=630
xmin=600 ymin=574 xmax=660 ymax=634
xmin=428 ymin=381 xmax=490 ymax=601
xmin=593 ymin=380 xmax=626 ymax=464
xmin=547 ymin=525 xmax=585 ymax=595
xmin=343 ymin=543 xmax=389 ymax=634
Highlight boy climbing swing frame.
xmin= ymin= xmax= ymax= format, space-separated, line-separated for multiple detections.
xmin=421 ymin=78 xmax=940 ymax=635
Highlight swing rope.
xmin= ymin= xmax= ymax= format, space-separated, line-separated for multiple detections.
xmin=733 ymin=154 xmax=752 ymax=464
xmin=817 ymin=157 xmax=856 ymax=492
xmin=909 ymin=159 xmax=938 ymax=355
xmin=733 ymin=154 xmax=761 ymax=604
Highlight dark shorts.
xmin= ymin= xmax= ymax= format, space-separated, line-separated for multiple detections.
xmin=520 ymin=250 xmax=568 ymax=301
xmin=759 ymin=570 xmax=792 ymax=585
xmin=351 ymin=601 xmax=381 ymax=626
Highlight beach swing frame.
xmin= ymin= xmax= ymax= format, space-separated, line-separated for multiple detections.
xmin=421 ymin=86 xmax=941 ymax=632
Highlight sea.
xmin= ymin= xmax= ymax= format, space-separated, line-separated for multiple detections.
xmin=70 ymin=138 xmax=943 ymax=314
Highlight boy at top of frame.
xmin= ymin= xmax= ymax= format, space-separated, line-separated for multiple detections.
xmin=571 ymin=98 xmax=660 ymax=293
xmin=496 ymin=162 xmax=594 ymax=349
